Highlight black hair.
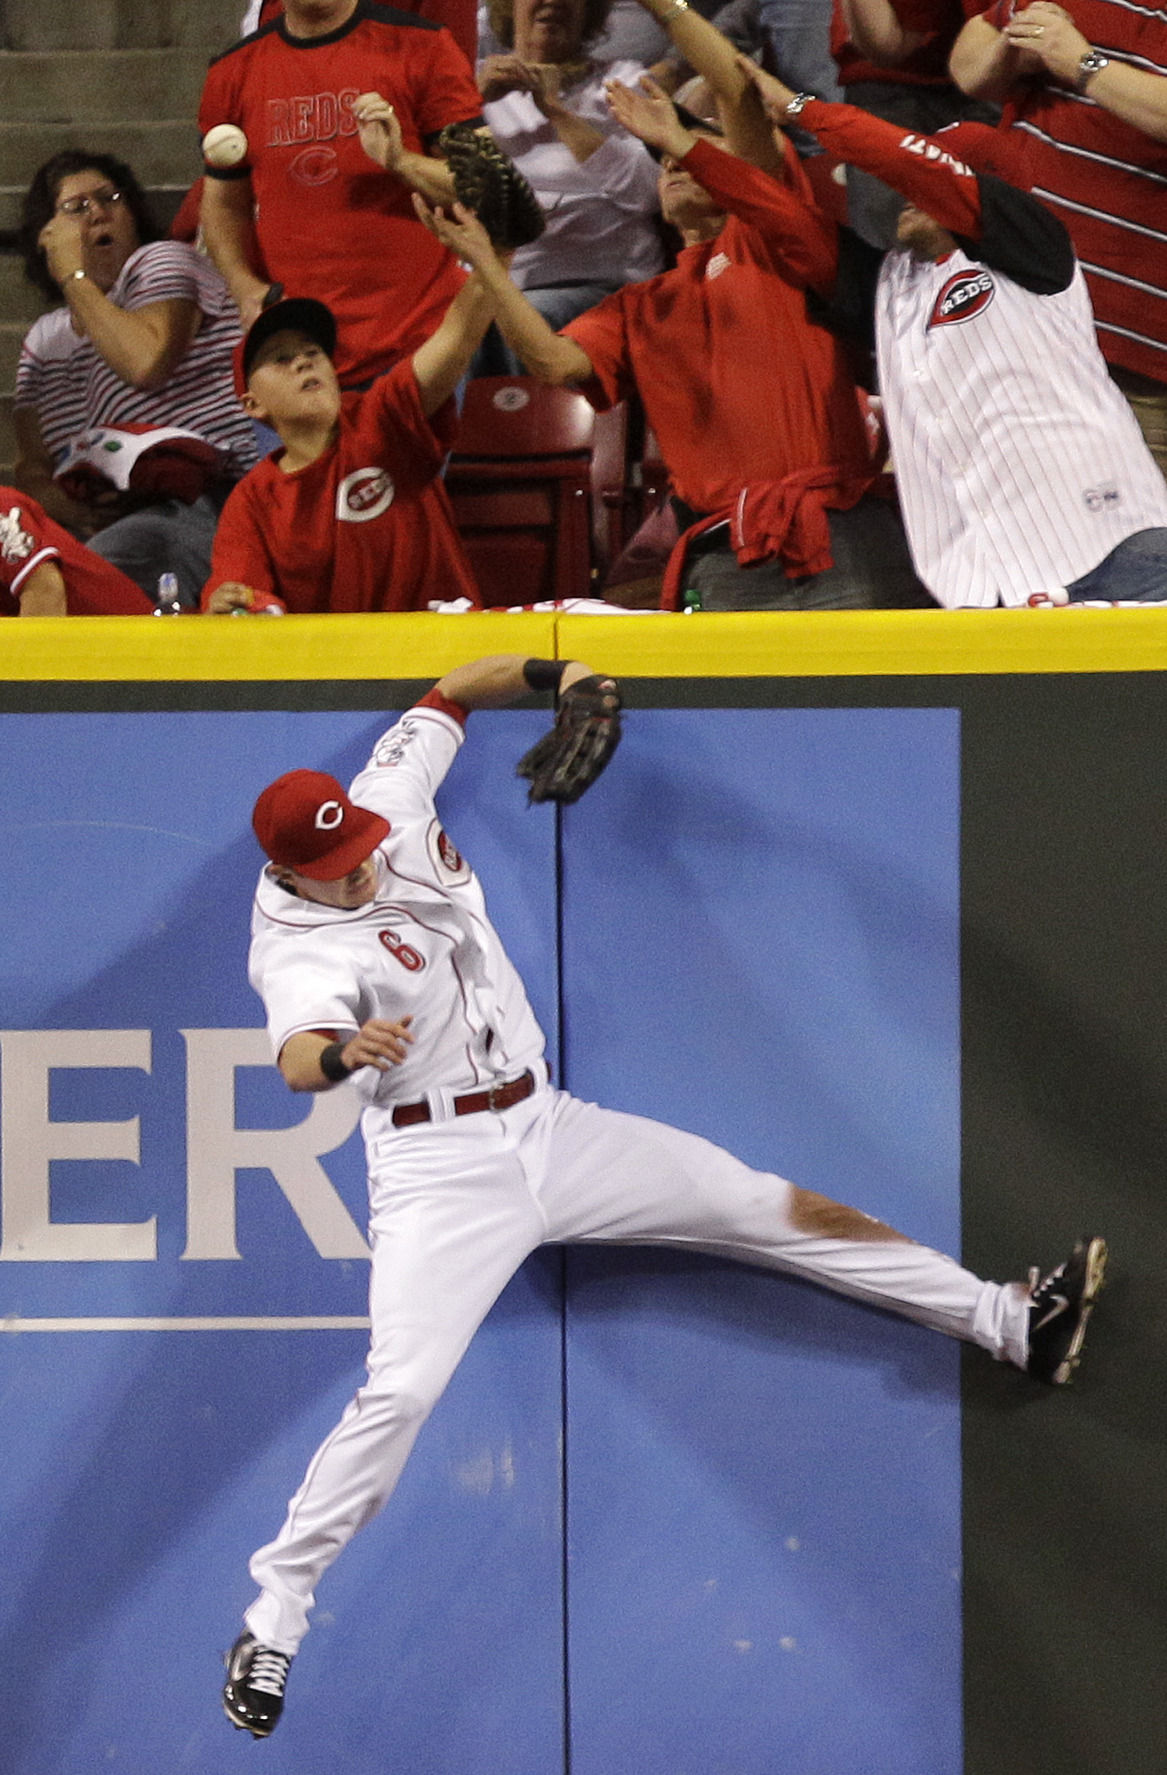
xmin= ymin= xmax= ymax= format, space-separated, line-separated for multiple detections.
xmin=19 ymin=149 xmax=162 ymax=303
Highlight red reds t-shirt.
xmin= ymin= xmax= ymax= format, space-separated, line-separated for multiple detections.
xmin=564 ymin=142 xmax=872 ymax=519
xmin=0 ymin=489 xmax=152 ymax=615
xmin=199 ymin=1 xmax=484 ymax=386
xmin=203 ymin=360 xmax=480 ymax=612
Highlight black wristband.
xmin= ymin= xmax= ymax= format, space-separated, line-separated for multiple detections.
xmin=523 ymin=657 xmax=569 ymax=694
xmin=318 ymin=1040 xmax=353 ymax=1083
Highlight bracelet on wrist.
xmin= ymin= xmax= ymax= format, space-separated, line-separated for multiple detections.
xmin=658 ymin=0 xmax=689 ymax=22
xmin=318 ymin=1041 xmax=353 ymax=1083
xmin=784 ymin=92 xmax=817 ymax=120
xmin=523 ymin=657 xmax=569 ymax=693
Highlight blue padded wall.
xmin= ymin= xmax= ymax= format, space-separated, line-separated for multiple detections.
xmin=0 ymin=708 xmax=565 ymax=1775
xmin=558 ymin=708 xmax=963 ymax=1775
xmin=1 ymin=700 xmax=962 ymax=1773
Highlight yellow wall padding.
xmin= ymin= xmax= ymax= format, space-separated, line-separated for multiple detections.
xmin=4 ymin=605 xmax=1167 ymax=684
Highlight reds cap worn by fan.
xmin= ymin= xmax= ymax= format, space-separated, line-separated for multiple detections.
xmin=252 ymin=770 xmax=388 ymax=880
xmin=234 ymin=296 xmax=338 ymax=399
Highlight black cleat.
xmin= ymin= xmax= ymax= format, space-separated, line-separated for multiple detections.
xmin=1026 ymin=1236 xmax=1108 ymax=1384
xmin=223 ymin=1631 xmax=293 ymax=1739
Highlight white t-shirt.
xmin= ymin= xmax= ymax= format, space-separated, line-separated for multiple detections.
xmin=484 ymin=60 xmax=665 ymax=292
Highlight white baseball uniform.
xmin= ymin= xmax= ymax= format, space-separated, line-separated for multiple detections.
xmin=243 ymin=689 xmax=1030 ymax=1655
xmin=875 ymin=246 xmax=1167 ymax=606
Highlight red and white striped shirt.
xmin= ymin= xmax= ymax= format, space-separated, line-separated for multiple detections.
xmin=975 ymin=0 xmax=1167 ymax=383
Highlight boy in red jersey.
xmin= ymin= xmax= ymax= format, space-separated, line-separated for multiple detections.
xmin=203 ymin=275 xmax=490 ymax=615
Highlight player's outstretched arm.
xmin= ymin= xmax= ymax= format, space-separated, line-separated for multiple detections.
xmin=434 ymin=653 xmax=600 ymax=709
xmin=432 ymin=656 xmax=622 ymax=806
xmin=353 ymin=92 xmax=459 ymax=206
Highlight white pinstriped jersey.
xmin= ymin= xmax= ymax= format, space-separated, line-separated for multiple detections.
xmin=249 ymin=701 xmax=546 ymax=1110
xmin=876 ymin=247 xmax=1167 ymax=605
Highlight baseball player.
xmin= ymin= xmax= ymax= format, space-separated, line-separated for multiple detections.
xmin=605 ymin=65 xmax=1167 ymax=604
xmin=201 ymin=282 xmax=487 ymax=615
xmin=222 ymin=650 xmax=1107 ymax=1739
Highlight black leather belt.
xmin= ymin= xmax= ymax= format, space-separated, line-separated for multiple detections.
xmin=391 ymin=1069 xmax=536 ymax=1128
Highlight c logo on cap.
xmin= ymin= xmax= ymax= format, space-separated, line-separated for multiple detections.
xmin=315 ymin=800 xmax=345 ymax=831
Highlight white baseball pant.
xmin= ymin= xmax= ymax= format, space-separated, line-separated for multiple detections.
xmin=245 ymin=1084 xmax=1029 ymax=1652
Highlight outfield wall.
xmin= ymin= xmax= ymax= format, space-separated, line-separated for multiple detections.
xmin=1 ymin=611 xmax=1161 ymax=1775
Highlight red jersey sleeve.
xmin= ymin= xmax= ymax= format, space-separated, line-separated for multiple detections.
xmin=0 ymin=488 xmax=150 ymax=614
xmin=197 ymin=52 xmax=252 ymax=183
xmin=416 ymin=685 xmax=469 ymax=725
xmin=795 ymin=100 xmax=983 ymax=237
xmin=202 ymin=471 xmax=279 ymax=610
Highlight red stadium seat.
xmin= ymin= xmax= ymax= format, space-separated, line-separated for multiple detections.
xmin=447 ymin=378 xmax=628 ymax=606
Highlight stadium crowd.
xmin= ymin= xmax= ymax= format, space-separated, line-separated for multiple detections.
xmin=3 ymin=0 xmax=1166 ymax=615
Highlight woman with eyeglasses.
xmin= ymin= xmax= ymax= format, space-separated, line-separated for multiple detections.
xmin=13 ymin=150 xmax=259 ymax=608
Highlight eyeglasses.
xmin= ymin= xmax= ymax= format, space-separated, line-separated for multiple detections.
xmin=56 ymin=187 xmax=125 ymax=217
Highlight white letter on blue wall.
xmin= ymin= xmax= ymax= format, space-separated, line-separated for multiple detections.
xmin=180 ymin=1028 xmax=367 ymax=1261
xmin=0 ymin=1029 xmax=156 ymax=1261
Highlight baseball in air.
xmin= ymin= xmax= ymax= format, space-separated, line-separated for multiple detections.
xmin=202 ymin=124 xmax=249 ymax=169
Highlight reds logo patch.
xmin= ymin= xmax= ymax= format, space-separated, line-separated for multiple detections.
xmin=336 ymin=469 xmax=395 ymax=523
xmin=373 ymin=721 xmax=420 ymax=768
xmin=427 ymin=819 xmax=471 ymax=884
xmin=929 ymin=269 xmax=995 ymax=329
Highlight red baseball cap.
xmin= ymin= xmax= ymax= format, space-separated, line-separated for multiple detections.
xmin=252 ymin=769 xmax=389 ymax=880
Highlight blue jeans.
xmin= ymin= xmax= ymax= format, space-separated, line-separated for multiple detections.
xmin=1065 ymin=528 xmax=1167 ymax=601
xmin=87 ymin=485 xmax=233 ymax=609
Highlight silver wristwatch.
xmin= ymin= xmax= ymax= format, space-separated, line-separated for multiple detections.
xmin=784 ymin=92 xmax=816 ymax=119
xmin=1075 ymin=48 xmax=1110 ymax=93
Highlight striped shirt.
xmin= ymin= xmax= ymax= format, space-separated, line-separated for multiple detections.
xmin=980 ymin=0 xmax=1167 ymax=383
xmin=15 ymin=241 xmax=257 ymax=479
